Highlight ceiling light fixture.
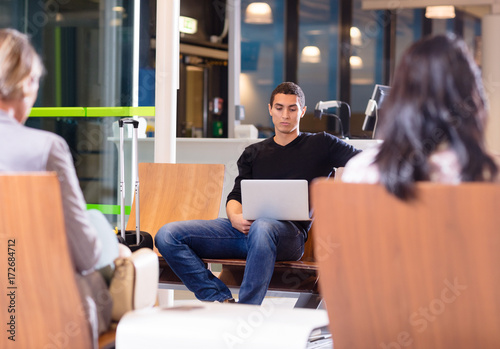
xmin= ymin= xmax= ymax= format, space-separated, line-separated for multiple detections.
xmin=350 ymin=55 xmax=363 ymax=69
xmin=245 ymin=2 xmax=273 ymax=24
xmin=425 ymin=6 xmax=455 ymax=19
xmin=301 ymin=46 xmax=321 ymax=64
xmin=350 ymin=27 xmax=362 ymax=46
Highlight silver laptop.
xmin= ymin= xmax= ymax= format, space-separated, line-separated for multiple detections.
xmin=241 ymin=179 xmax=311 ymax=221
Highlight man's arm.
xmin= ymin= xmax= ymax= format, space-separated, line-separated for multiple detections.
xmin=226 ymin=199 xmax=252 ymax=234
xmin=226 ymin=144 xmax=258 ymax=234
xmin=326 ymin=132 xmax=362 ymax=166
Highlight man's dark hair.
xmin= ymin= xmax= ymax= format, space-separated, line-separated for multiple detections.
xmin=269 ymin=82 xmax=305 ymax=108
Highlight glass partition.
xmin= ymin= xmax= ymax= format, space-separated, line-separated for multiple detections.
xmin=297 ymin=0 xmax=339 ymax=134
xmin=0 ymin=0 xmax=144 ymax=224
xmin=349 ymin=0 xmax=385 ymax=137
xmin=240 ymin=0 xmax=285 ymax=137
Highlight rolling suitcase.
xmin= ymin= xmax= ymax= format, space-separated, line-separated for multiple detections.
xmin=118 ymin=118 xmax=153 ymax=251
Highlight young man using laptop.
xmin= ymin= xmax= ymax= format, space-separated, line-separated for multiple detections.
xmin=155 ymin=82 xmax=360 ymax=304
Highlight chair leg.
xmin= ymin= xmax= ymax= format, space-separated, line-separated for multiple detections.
xmin=294 ymin=293 xmax=323 ymax=309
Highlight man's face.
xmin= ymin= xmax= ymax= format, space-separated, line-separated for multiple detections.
xmin=268 ymin=93 xmax=307 ymax=136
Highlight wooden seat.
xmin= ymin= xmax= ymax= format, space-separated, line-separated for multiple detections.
xmin=128 ymin=163 xmax=320 ymax=307
xmin=311 ymin=181 xmax=500 ymax=348
xmin=125 ymin=163 xmax=226 ymax=256
xmin=0 ymin=174 xmax=94 ymax=348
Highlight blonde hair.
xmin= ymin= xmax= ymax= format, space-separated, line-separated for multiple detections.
xmin=0 ymin=28 xmax=44 ymax=101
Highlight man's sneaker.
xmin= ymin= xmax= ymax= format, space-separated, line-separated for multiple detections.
xmin=220 ymin=297 xmax=236 ymax=303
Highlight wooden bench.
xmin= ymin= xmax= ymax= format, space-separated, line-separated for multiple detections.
xmin=126 ymin=163 xmax=321 ymax=307
xmin=0 ymin=173 xmax=110 ymax=349
xmin=311 ymin=181 xmax=500 ymax=348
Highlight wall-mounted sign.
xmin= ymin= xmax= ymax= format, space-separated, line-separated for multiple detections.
xmin=179 ymin=16 xmax=198 ymax=34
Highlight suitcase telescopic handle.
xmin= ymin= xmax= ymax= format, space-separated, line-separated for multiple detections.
xmin=119 ymin=118 xmax=141 ymax=245
xmin=119 ymin=118 xmax=139 ymax=128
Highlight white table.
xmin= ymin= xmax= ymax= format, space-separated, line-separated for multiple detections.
xmin=116 ymin=302 xmax=330 ymax=349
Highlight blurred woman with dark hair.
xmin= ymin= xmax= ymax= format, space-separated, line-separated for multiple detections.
xmin=342 ymin=33 xmax=499 ymax=199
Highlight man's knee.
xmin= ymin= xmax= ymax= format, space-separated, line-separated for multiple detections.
xmin=251 ymin=217 xmax=278 ymax=230
xmin=154 ymin=223 xmax=177 ymax=248
xmin=248 ymin=218 xmax=279 ymax=242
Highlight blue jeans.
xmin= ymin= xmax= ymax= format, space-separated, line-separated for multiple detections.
xmin=155 ymin=218 xmax=305 ymax=305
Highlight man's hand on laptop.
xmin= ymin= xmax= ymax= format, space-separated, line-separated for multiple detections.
xmin=227 ymin=199 xmax=253 ymax=234
xmin=230 ymin=214 xmax=253 ymax=234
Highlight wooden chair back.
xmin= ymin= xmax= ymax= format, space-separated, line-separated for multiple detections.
xmin=299 ymin=167 xmax=345 ymax=262
xmin=311 ymin=180 xmax=500 ymax=348
xmin=126 ymin=163 xmax=225 ymax=254
xmin=299 ymin=167 xmax=344 ymax=262
xmin=0 ymin=173 xmax=92 ymax=349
